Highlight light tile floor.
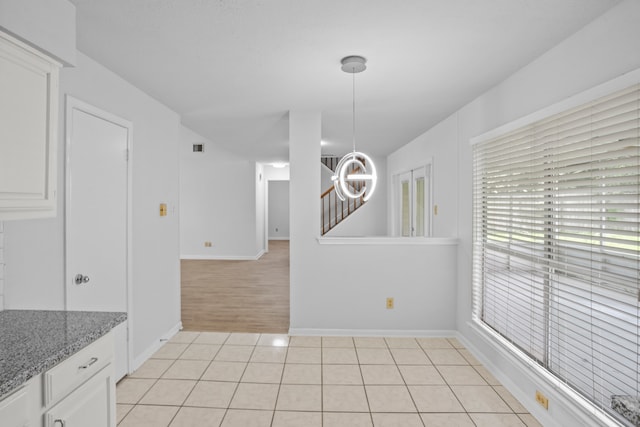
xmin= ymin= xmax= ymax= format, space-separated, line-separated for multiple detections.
xmin=116 ymin=332 xmax=543 ymax=427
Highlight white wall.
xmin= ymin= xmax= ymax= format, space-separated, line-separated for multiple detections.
xmin=263 ymin=164 xmax=290 ymax=249
xmin=264 ymin=164 xmax=290 ymax=181
xmin=320 ymin=163 xmax=333 ymax=193
xmin=289 ymin=111 xmax=458 ymax=334
xmin=0 ymin=0 xmax=76 ymax=65
xmin=386 ymin=1 xmax=640 ymax=425
xmin=180 ymin=126 xmax=260 ymax=259
xmin=268 ymin=181 xmax=290 ymax=239
xmin=387 ymin=116 xmax=458 ymax=238
xmin=4 ymin=50 xmax=182 ymax=363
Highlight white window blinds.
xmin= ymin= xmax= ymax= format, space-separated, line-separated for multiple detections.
xmin=472 ymin=84 xmax=639 ymax=425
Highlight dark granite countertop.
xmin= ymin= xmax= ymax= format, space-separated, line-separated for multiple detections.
xmin=0 ymin=310 xmax=127 ymax=398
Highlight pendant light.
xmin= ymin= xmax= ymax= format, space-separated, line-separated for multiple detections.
xmin=331 ymin=55 xmax=377 ymax=202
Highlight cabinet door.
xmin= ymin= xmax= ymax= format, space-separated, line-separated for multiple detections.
xmin=0 ymin=387 xmax=28 ymax=427
xmin=0 ymin=31 xmax=59 ymax=220
xmin=44 ymin=365 xmax=116 ymax=427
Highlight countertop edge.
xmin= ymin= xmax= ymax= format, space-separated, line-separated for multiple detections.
xmin=0 ymin=311 xmax=127 ymax=398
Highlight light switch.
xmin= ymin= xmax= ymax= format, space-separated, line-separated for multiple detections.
xmin=160 ymin=203 xmax=167 ymax=216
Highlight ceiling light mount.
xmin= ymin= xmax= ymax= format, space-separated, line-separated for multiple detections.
xmin=341 ymin=56 xmax=367 ymax=73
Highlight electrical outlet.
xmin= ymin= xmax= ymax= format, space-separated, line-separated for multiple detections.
xmin=204 ymin=241 xmax=212 ymax=247
xmin=535 ymin=390 xmax=549 ymax=410
xmin=386 ymin=297 xmax=394 ymax=309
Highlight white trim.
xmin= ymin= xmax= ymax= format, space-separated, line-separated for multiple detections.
xmin=180 ymin=250 xmax=265 ymax=261
xmin=131 ymin=321 xmax=182 ymax=372
xmin=470 ymin=67 xmax=640 ymax=146
xmin=288 ymin=328 xmax=457 ymax=337
xmin=268 ymin=237 xmax=290 ymax=241
xmin=125 ymin=113 xmax=134 ymax=376
xmin=264 ymin=170 xmax=269 ymax=254
xmin=317 ymin=237 xmax=458 ymax=245
xmin=64 ymin=95 xmax=135 ymax=376
xmin=465 ymin=321 xmax=622 ymax=427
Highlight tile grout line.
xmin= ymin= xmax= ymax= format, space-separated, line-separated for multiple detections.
xmin=174 ymin=331 xmax=227 ymax=426
xmin=120 ymin=331 xmax=198 ymax=425
xmin=387 ymin=337 xmax=427 ymax=427
xmin=116 ymin=333 xmax=540 ymax=427
xmin=219 ymin=332 xmax=260 ymax=426
xmin=320 ymin=336 xmax=325 ymax=426
xmin=268 ymin=335 xmax=290 ymax=427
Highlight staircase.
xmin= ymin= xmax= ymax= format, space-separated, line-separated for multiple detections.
xmin=320 ymin=155 xmax=366 ymax=235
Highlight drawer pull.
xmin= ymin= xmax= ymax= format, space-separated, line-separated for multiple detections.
xmin=54 ymin=419 xmax=66 ymax=427
xmin=78 ymin=357 xmax=98 ymax=370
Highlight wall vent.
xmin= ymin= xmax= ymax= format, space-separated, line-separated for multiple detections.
xmin=193 ymin=144 xmax=204 ymax=153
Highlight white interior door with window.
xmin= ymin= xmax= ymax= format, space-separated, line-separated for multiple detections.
xmin=65 ymin=96 xmax=132 ymax=381
xmin=397 ymin=165 xmax=431 ymax=237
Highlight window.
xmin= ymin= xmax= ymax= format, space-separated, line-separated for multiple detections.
xmin=397 ymin=165 xmax=432 ymax=237
xmin=473 ymin=84 xmax=639 ymax=425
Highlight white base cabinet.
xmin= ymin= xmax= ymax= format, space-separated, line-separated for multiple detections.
xmin=0 ymin=332 xmax=116 ymax=427
xmin=41 ymin=332 xmax=116 ymax=427
xmin=0 ymin=387 xmax=29 ymax=427
xmin=44 ymin=366 xmax=115 ymax=427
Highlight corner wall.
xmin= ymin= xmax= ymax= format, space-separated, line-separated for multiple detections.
xmin=387 ymin=115 xmax=458 ymax=238
xmin=289 ymin=112 xmax=458 ymax=334
xmin=180 ymin=126 xmax=260 ymax=259
xmin=0 ymin=0 xmax=76 ymax=65
xmin=4 ymin=51 xmax=182 ymax=363
xmin=268 ymin=181 xmax=290 ymax=240
xmin=386 ymin=1 xmax=640 ymax=425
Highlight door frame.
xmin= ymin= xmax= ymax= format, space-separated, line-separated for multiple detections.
xmin=64 ymin=95 xmax=134 ymax=375
xmin=391 ymin=158 xmax=433 ymax=237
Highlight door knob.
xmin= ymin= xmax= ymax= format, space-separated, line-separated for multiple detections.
xmin=74 ymin=274 xmax=90 ymax=285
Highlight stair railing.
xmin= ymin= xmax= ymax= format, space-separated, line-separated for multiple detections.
xmin=320 ymin=163 xmax=365 ymax=235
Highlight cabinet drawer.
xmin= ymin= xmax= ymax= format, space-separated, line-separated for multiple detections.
xmin=0 ymin=386 xmax=28 ymax=427
xmin=44 ymin=333 xmax=113 ymax=406
xmin=44 ymin=365 xmax=115 ymax=427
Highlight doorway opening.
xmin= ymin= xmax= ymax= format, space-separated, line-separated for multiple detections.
xmin=180 ymin=164 xmax=290 ymax=333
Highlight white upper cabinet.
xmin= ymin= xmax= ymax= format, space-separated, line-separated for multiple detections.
xmin=0 ymin=30 xmax=60 ymax=220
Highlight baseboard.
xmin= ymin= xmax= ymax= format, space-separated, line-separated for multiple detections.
xmin=181 ymin=251 xmax=264 ymax=261
xmin=288 ymin=328 xmax=457 ymax=337
xmin=459 ymin=322 xmax=619 ymax=427
xmin=131 ymin=321 xmax=182 ymax=372
xmin=268 ymin=237 xmax=290 ymax=241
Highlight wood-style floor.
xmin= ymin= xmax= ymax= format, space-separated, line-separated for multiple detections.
xmin=180 ymin=240 xmax=290 ymax=333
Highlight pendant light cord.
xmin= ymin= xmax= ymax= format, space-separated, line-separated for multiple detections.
xmin=352 ymin=68 xmax=356 ymax=153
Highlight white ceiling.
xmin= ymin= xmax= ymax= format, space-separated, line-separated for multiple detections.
xmin=70 ymin=0 xmax=619 ymax=162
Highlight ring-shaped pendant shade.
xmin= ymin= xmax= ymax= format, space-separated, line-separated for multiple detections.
xmin=331 ymin=151 xmax=377 ymax=202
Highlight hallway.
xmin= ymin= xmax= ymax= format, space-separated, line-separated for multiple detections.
xmin=181 ymin=241 xmax=290 ymax=333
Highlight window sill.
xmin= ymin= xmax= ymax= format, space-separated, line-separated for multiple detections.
xmin=316 ymin=237 xmax=458 ymax=245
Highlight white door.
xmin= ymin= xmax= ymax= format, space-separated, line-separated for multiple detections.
xmin=396 ymin=165 xmax=432 ymax=237
xmin=399 ymin=171 xmax=412 ymax=237
xmin=412 ymin=166 xmax=428 ymax=237
xmin=65 ymin=97 xmax=131 ymax=380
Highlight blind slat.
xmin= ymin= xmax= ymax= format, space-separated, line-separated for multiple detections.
xmin=473 ymin=83 xmax=640 ymax=424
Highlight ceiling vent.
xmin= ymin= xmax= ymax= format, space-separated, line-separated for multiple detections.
xmin=192 ymin=144 xmax=204 ymax=153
